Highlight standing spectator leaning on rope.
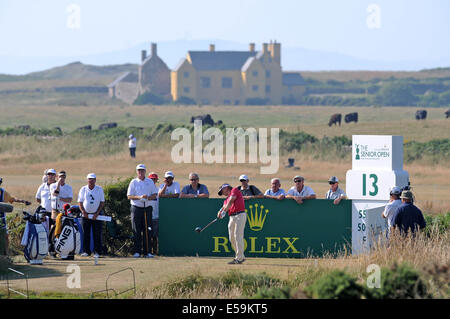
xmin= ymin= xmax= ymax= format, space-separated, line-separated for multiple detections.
xmin=217 ymin=183 xmax=246 ymax=265
xmin=0 ymin=177 xmax=31 ymax=254
xmin=180 ymin=173 xmax=209 ymax=198
xmin=325 ymin=176 xmax=346 ymax=205
xmin=286 ymin=176 xmax=316 ymax=205
xmin=127 ymin=164 xmax=158 ymax=258
xmin=78 ymin=173 xmax=105 ymax=258
xmin=237 ymin=174 xmax=263 ymax=200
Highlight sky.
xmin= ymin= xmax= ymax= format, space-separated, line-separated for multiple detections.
xmin=0 ymin=0 xmax=449 ymax=71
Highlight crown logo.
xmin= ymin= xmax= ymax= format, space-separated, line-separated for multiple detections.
xmin=246 ymin=203 xmax=269 ymax=231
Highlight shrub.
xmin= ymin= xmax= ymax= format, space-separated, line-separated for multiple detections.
xmin=133 ymin=92 xmax=166 ymax=105
xmin=305 ymin=270 xmax=365 ymax=299
xmin=252 ymin=286 xmax=292 ymax=299
xmin=366 ymin=263 xmax=431 ymax=299
xmin=174 ymin=96 xmax=197 ymax=105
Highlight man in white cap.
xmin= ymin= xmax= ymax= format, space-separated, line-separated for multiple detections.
xmin=325 ymin=176 xmax=347 ymax=205
xmin=236 ymin=174 xmax=263 ymax=200
xmin=128 ymin=134 xmax=136 ymax=158
xmin=382 ymin=186 xmax=403 ymax=237
xmin=286 ymin=176 xmax=316 ymax=204
xmin=50 ymin=171 xmax=73 ymax=220
xmin=78 ymin=173 xmax=105 ymax=258
xmin=36 ymin=169 xmax=57 ymax=213
xmin=127 ymin=164 xmax=158 ymax=258
xmin=158 ymin=171 xmax=180 ymax=198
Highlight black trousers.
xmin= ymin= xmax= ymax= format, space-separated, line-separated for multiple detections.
xmin=129 ymin=147 xmax=136 ymax=158
xmin=82 ymin=217 xmax=102 ymax=255
xmin=131 ymin=205 xmax=153 ymax=255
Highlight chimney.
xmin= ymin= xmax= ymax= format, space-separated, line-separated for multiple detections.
xmin=262 ymin=43 xmax=268 ymax=54
xmin=209 ymin=44 xmax=215 ymax=52
xmin=268 ymin=41 xmax=281 ymax=64
xmin=141 ymin=50 xmax=147 ymax=62
xmin=249 ymin=43 xmax=255 ymax=52
xmin=151 ymin=43 xmax=157 ymax=56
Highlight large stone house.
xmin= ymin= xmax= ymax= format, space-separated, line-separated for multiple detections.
xmin=109 ymin=41 xmax=306 ymax=105
xmin=108 ymin=43 xmax=170 ymax=104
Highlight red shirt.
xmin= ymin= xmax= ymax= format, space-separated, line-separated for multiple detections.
xmin=224 ymin=187 xmax=245 ymax=216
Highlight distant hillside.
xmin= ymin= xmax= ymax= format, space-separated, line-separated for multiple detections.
xmin=0 ymin=62 xmax=138 ymax=83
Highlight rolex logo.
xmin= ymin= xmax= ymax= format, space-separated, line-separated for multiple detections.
xmin=246 ymin=203 xmax=269 ymax=231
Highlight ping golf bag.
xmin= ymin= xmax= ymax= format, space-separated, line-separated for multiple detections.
xmin=21 ymin=207 xmax=49 ymax=265
xmin=53 ymin=205 xmax=82 ymax=260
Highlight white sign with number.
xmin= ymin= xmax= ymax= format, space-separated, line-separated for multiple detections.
xmin=347 ymin=135 xmax=409 ymax=255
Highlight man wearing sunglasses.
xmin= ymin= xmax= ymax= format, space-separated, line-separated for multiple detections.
xmin=286 ymin=175 xmax=316 ymax=204
xmin=325 ymin=176 xmax=347 ymax=205
xmin=237 ymin=174 xmax=263 ymax=200
xmin=180 ymin=173 xmax=209 ymax=198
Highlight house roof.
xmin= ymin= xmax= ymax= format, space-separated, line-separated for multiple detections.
xmin=188 ymin=51 xmax=257 ymax=71
xmin=282 ymin=72 xmax=306 ymax=86
xmin=107 ymin=72 xmax=138 ymax=87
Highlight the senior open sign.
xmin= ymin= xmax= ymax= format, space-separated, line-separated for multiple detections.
xmin=159 ymin=198 xmax=352 ymax=258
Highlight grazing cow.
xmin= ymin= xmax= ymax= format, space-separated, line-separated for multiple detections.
xmin=98 ymin=122 xmax=118 ymax=130
xmin=415 ymin=110 xmax=427 ymax=120
xmin=77 ymin=125 xmax=92 ymax=131
xmin=328 ymin=113 xmax=342 ymax=127
xmin=344 ymin=112 xmax=358 ymax=124
xmin=190 ymin=114 xmax=215 ymax=126
xmin=445 ymin=109 xmax=450 ymax=119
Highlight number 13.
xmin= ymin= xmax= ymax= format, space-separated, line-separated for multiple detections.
xmin=362 ymin=174 xmax=378 ymax=196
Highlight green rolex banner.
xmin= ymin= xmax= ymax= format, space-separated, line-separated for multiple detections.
xmin=159 ymin=198 xmax=352 ymax=258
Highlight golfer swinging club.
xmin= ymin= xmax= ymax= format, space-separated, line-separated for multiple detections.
xmin=217 ymin=183 xmax=246 ymax=265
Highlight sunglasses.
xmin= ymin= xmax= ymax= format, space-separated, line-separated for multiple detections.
xmin=190 ymin=178 xmax=198 ymax=181
xmin=329 ymin=182 xmax=336 ymax=185
xmin=294 ymin=180 xmax=302 ymax=183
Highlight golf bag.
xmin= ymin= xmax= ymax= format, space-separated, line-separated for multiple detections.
xmin=54 ymin=205 xmax=82 ymax=260
xmin=21 ymin=208 xmax=49 ymax=265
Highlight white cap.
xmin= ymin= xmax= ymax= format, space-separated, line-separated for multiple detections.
xmin=129 ymin=134 xmax=134 ymax=139
xmin=239 ymin=174 xmax=249 ymax=181
xmin=165 ymin=171 xmax=174 ymax=178
xmin=87 ymin=173 xmax=96 ymax=179
xmin=47 ymin=169 xmax=57 ymax=175
xmin=390 ymin=186 xmax=402 ymax=195
xmin=136 ymin=164 xmax=146 ymax=170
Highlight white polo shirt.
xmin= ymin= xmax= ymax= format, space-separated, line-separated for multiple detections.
xmin=50 ymin=183 xmax=73 ymax=210
xmin=35 ymin=183 xmax=53 ymax=212
xmin=159 ymin=182 xmax=181 ymax=195
xmin=287 ymin=185 xmax=316 ymax=197
xmin=77 ymin=185 xmax=105 ymax=214
xmin=326 ymin=187 xmax=346 ymax=200
xmin=129 ymin=137 xmax=136 ymax=148
xmin=127 ymin=177 xmax=158 ymax=208
xmin=382 ymin=199 xmax=402 ymax=229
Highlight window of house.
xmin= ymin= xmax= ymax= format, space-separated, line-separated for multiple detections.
xmin=265 ymin=85 xmax=271 ymax=93
xmin=252 ymin=71 xmax=258 ymax=77
xmin=183 ymin=72 xmax=189 ymax=78
xmin=224 ymin=99 xmax=231 ymax=105
xmin=252 ymin=85 xmax=259 ymax=92
xmin=222 ymin=77 xmax=232 ymax=88
xmin=200 ymin=77 xmax=211 ymax=88
xmin=266 ymin=70 xmax=271 ymax=78
xmin=183 ymin=87 xmax=190 ymax=93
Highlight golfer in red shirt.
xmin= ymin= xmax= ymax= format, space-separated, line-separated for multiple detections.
xmin=218 ymin=183 xmax=246 ymax=264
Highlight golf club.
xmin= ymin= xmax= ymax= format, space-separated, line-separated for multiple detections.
xmin=194 ymin=218 xmax=218 ymax=233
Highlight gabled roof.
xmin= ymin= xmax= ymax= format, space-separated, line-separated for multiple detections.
xmin=107 ymin=72 xmax=138 ymax=87
xmin=282 ymin=72 xmax=306 ymax=86
xmin=241 ymin=57 xmax=256 ymax=72
xmin=188 ymin=51 xmax=257 ymax=71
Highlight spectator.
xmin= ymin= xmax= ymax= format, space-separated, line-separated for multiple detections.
xmin=158 ymin=171 xmax=181 ymax=198
xmin=148 ymin=172 xmax=160 ymax=255
xmin=36 ymin=169 xmax=57 ymax=214
xmin=264 ymin=178 xmax=286 ymax=200
xmin=286 ymin=176 xmax=316 ymax=204
xmin=394 ymin=190 xmax=426 ymax=236
xmin=237 ymin=174 xmax=264 ymax=200
xmin=78 ymin=173 xmax=105 ymax=258
xmin=325 ymin=176 xmax=347 ymax=205
xmin=129 ymin=134 xmax=137 ymax=158
xmin=127 ymin=164 xmax=158 ymax=258
xmin=0 ymin=177 xmax=31 ymax=255
xmin=50 ymin=171 xmax=73 ymax=220
xmin=180 ymin=173 xmax=209 ymax=198
xmin=218 ymin=183 xmax=246 ymax=264
xmin=382 ymin=186 xmax=402 ymax=238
